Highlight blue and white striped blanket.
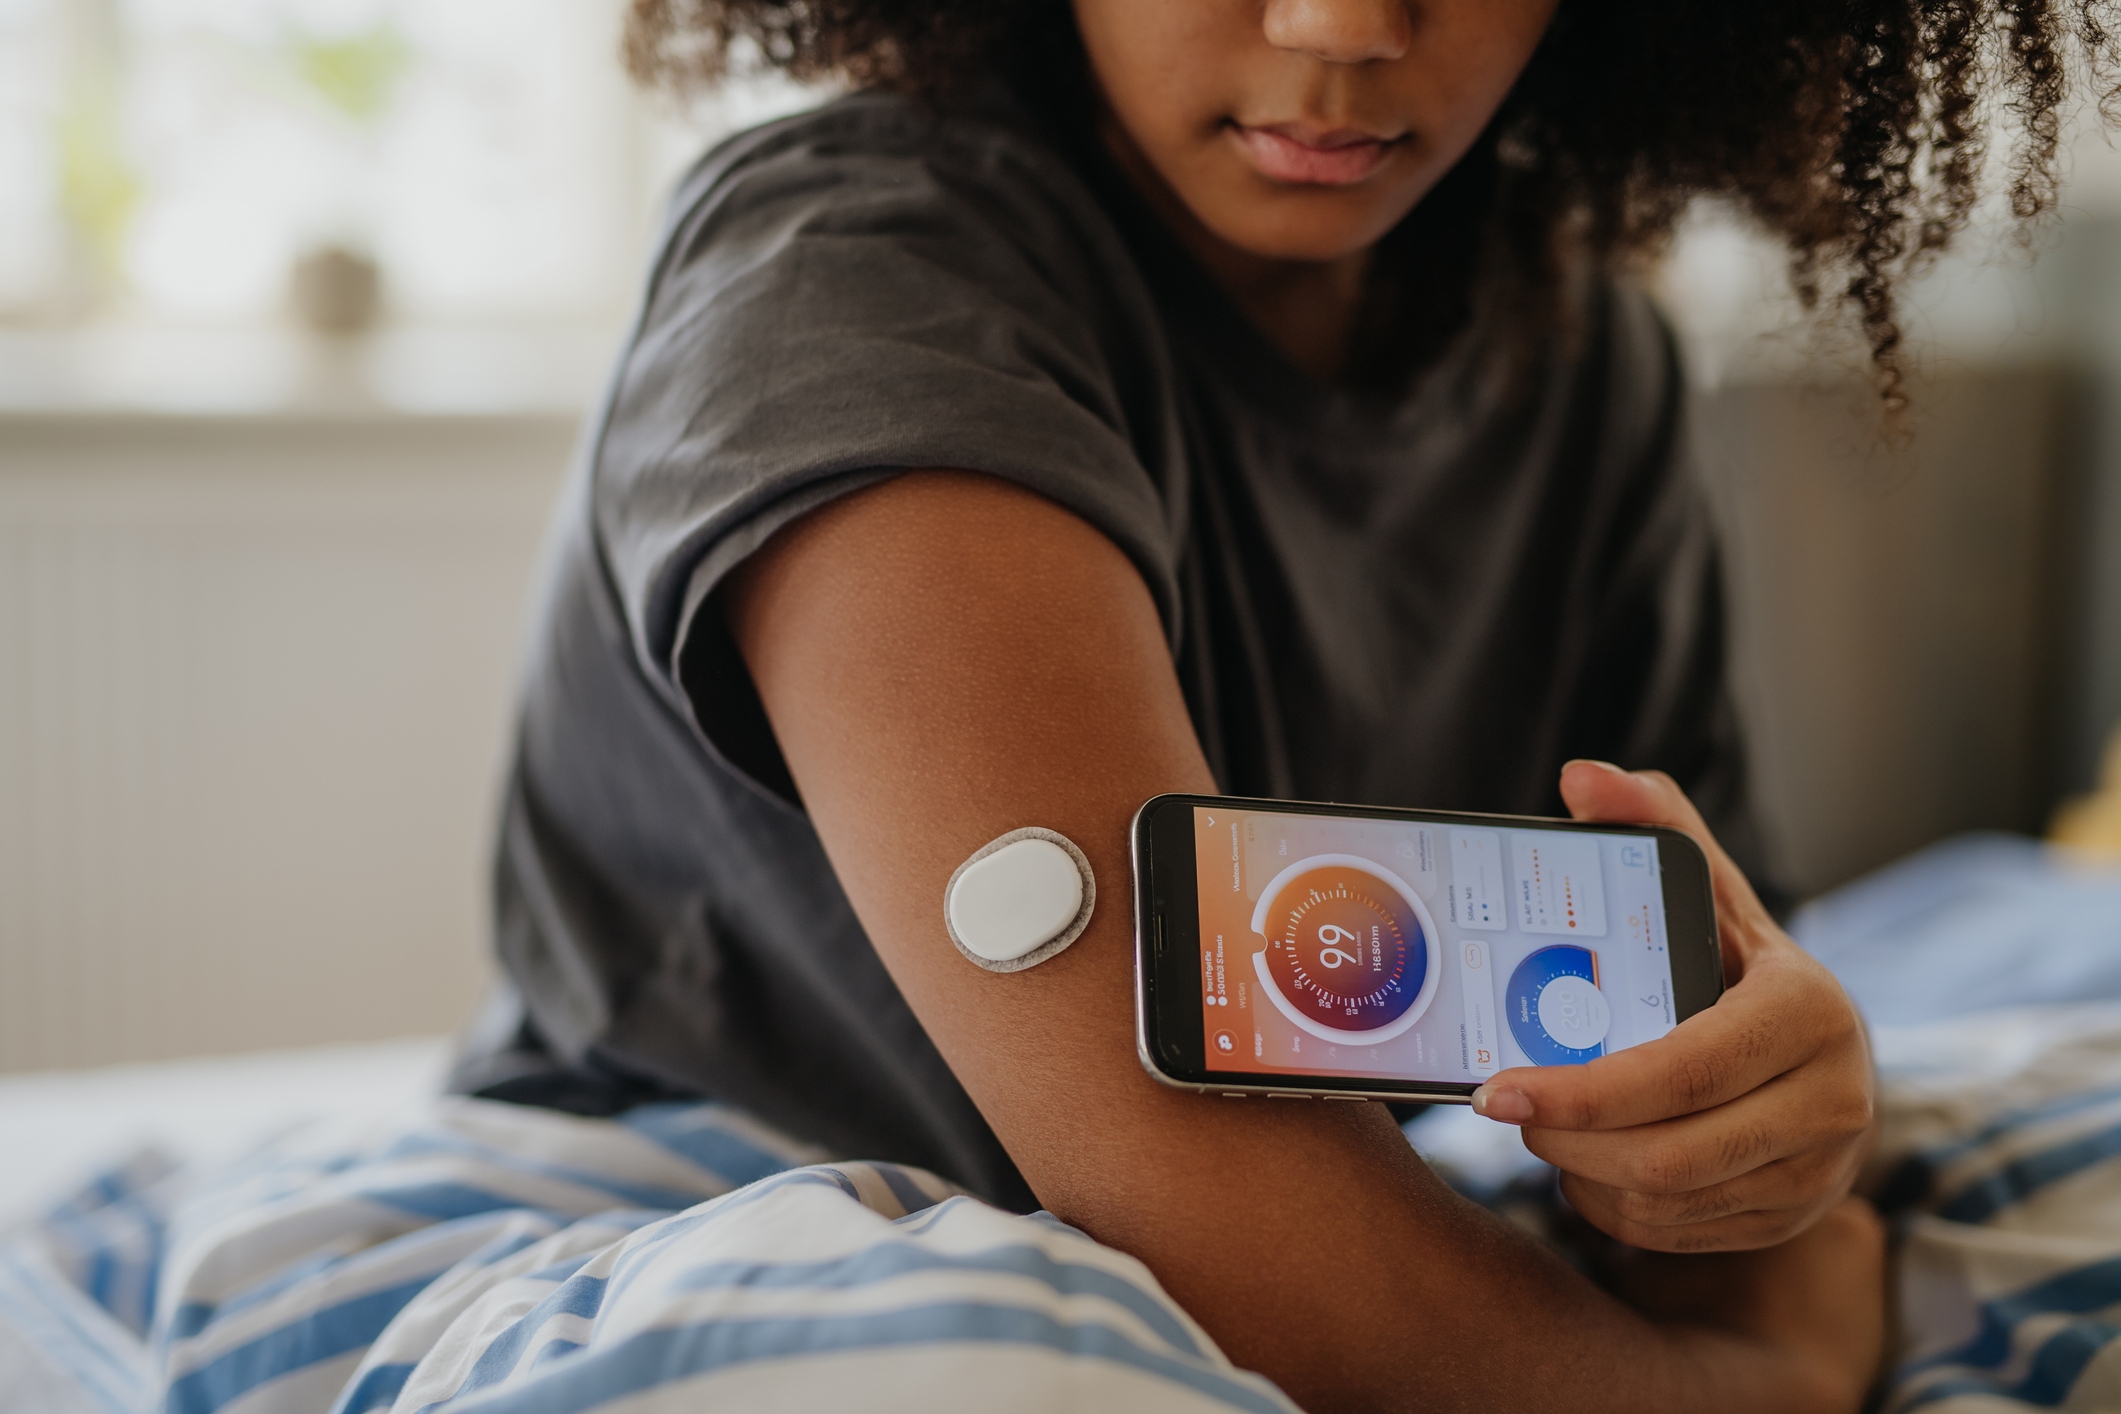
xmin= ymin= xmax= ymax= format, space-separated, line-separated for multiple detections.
xmin=11 ymin=1005 xmax=2121 ymax=1414
xmin=1865 ymin=1003 xmax=2121 ymax=1411
xmin=1792 ymin=833 xmax=2121 ymax=1411
xmin=9 ymin=832 xmax=2121 ymax=1414
xmin=0 ymin=1099 xmax=1295 ymax=1414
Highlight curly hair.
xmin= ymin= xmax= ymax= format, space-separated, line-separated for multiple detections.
xmin=623 ymin=0 xmax=2121 ymax=409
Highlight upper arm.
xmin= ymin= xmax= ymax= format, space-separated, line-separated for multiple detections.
xmin=721 ymin=468 xmax=1215 ymax=1209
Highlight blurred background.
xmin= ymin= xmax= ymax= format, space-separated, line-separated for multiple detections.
xmin=2 ymin=0 xmax=2118 ymax=1077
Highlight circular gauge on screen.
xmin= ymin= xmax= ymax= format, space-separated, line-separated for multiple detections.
xmin=1505 ymin=945 xmax=1611 ymax=1066
xmin=1248 ymin=854 xmax=1441 ymax=1045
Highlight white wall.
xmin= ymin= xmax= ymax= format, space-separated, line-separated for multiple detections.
xmin=0 ymin=411 xmax=573 ymax=1072
xmin=1699 ymin=371 xmax=2080 ymax=897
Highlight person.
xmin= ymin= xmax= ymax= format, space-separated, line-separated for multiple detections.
xmin=450 ymin=1 xmax=2117 ymax=1408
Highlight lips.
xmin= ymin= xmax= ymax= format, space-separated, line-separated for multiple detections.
xmin=1228 ymin=123 xmax=1400 ymax=186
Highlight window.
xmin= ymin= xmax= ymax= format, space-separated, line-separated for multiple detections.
xmin=0 ymin=0 xmax=818 ymax=406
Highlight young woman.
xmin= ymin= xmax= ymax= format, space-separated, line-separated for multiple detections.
xmin=453 ymin=2 xmax=2115 ymax=1408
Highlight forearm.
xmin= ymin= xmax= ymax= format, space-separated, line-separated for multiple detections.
xmin=1015 ymin=1052 xmax=1851 ymax=1414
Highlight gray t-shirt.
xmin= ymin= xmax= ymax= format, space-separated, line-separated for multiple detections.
xmin=453 ymin=93 xmax=1765 ymax=1212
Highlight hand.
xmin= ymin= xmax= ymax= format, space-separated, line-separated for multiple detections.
xmin=1608 ymin=1197 xmax=1890 ymax=1410
xmin=1470 ymin=761 xmax=1876 ymax=1252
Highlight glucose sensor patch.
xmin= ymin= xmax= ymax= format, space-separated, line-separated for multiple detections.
xmin=945 ymin=827 xmax=1096 ymax=972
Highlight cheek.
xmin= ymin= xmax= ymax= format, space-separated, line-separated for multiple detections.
xmin=1073 ymin=0 xmax=1244 ymax=147
xmin=1422 ymin=2 xmax=1558 ymax=135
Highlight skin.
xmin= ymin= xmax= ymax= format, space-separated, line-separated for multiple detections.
xmin=720 ymin=0 xmax=1889 ymax=1406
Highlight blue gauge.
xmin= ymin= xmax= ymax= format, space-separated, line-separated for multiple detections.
xmin=1505 ymin=945 xmax=1612 ymax=1066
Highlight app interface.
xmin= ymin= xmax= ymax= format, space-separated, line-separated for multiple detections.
xmin=1191 ymin=808 xmax=1678 ymax=1082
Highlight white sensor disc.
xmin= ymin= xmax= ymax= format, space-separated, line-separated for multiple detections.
xmin=944 ymin=829 xmax=1096 ymax=972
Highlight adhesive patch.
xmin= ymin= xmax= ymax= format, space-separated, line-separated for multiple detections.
xmin=945 ymin=827 xmax=1097 ymax=973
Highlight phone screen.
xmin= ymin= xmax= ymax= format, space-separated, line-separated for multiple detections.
xmin=1190 ymin=805 xmax=1680 ymax=1084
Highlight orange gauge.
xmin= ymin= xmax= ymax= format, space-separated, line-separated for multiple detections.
xmin=1248 ymin=854 xmax=1441 ymax=1045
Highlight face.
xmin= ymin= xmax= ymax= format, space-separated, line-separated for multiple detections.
xmin=1072 ymin=0 xmax=1560 ymax=267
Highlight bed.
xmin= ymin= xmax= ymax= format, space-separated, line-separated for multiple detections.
xmin=5 ymin=832 xmax=2121 ymax=1414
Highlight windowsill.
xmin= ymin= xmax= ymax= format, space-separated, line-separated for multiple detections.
xmin=0 ymin=321 xmax=627 ymax=420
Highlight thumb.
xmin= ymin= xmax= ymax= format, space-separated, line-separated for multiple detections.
xmin=1558 ymin=759 xmax=1714 ymax=844
xmin=1557 ymin=759 xmax=1772 ymax=961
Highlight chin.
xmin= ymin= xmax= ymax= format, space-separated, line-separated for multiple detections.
xmin=1205 ymin=204 xmax=1406 ymax=266
xmin=1191 ymin=171 xmax=1425 ymax=267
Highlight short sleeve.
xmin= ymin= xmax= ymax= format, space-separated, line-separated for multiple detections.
xmin=583 ymin=96 xmax=1188 ymax=798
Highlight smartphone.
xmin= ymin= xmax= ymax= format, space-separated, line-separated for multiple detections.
xmin=1132 ymin=794 xmax=1723 ymax=1102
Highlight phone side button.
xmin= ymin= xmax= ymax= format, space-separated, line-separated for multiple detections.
xmin=1267 ymin=1093 xmax=1310 ymax=1100
xmin=1220 ymin=1092 xmax=1248 ymax=1098
xmin=1323 ymin=1095 xmax=1368 ymax=1102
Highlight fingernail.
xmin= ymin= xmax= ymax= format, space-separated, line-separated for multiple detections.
xmin=1564 ymin=758 xmax=1627 ymax=776
xmin=1471 ymin=1085 xmax=1533 ymax=1123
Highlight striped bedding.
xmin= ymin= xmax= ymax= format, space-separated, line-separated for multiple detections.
xmin=8 ymin=830 xmax=2120 ymax=1414
xmin=1867 ymin=1003 xmax=2121 ymax=1411
xmin=10 ymin=1006 xmax=2121 ymax=1413
xmin=0 ymin=1097 xmax=1296 ymax=1414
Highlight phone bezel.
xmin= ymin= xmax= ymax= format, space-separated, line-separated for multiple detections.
xmin=1132 ymin=793 xmax=1723 ymax=1101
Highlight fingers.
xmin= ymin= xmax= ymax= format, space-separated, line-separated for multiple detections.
xmin=1524 ymin=1075 xmax=1794 ymax=1196
xmin=1473 ymin=948 xmax=1848 ymax=1132
xmin=1521 ymin=1059 xmax=1872 ymax=1203
xmin=1557 ymin=1143 xmax=1863 ymax=1253
xmin=1559 ymin=1175 xmax=1820 ymax=1253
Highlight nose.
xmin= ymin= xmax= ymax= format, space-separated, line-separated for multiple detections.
xmin=1261 ymin=0 xmax=1414 ymax=64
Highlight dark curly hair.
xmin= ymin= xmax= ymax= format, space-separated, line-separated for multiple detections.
xmin=623 ymin=0 xmax=2121 ymax=408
